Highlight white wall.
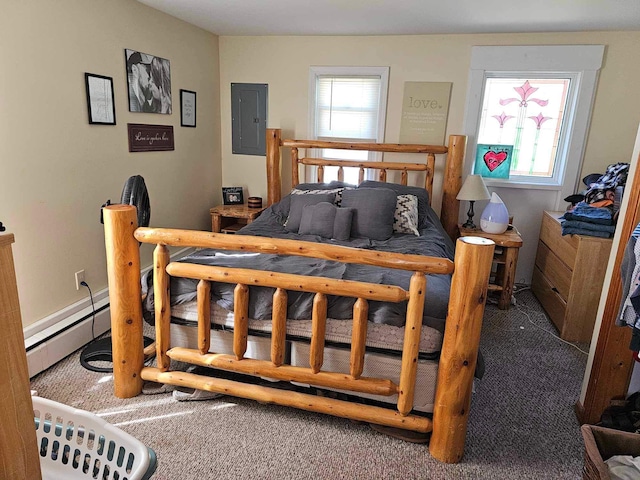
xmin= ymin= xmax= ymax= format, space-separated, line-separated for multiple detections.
xmin=219 ymin=32 xmax=640 ymax=283
xmin=0 ymin=0 xmax=221 ymax=327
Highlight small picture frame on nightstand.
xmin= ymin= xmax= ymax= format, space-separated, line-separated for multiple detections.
xmin=222 ymin=187 xmax=244 ymax=205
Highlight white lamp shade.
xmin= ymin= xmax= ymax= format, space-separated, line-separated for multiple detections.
xmin=456 ymin=175 xmax=491 ymax=201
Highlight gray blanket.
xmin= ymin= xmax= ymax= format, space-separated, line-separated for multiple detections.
xmin=143 ymin=197 xmax=454 ymax=331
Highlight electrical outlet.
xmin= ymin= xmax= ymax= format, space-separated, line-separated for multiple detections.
xmin=75 ymin=270 xmax=85 ymax=290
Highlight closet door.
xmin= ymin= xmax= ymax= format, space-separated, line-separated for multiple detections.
xmin=579 ymin=125 xmax=640 ymax=424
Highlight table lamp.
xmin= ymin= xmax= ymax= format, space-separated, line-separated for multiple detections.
xmin=456 ymin=175 xmax=491 ymax=229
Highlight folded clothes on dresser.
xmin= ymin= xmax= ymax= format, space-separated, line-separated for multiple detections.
xmin=563 ymin=202 xmax=614 ymax=225
xmin=561 ymin=227 xmax=613 ymax=238
xmin=561 ymin=220 xmax=616 ymax=234
xmin=561 ymin=201 xmax=616 ymax=238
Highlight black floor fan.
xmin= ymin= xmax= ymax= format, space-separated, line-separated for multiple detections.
xmin=80 ymin=175 xmax=153 ymax=372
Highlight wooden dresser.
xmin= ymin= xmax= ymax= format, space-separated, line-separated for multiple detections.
xmin=0 ymin=234 xmax=42 ymax=479
xmin=531 ymin=211 xmax=613 ymax=343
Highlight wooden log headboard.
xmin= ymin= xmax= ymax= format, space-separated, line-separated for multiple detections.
xmin=265 ymin=128 xmax=466 ymax=242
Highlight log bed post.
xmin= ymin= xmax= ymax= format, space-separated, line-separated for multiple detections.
xmin=266 ymin=128 xmax=282 ymax=205
xmin=103 ymin=205 xmax=144 ymax=398
xmin=430 ymin=236 xmax=495 ymax=463
xmin=440 ymin=134 xmax=466 ymax=243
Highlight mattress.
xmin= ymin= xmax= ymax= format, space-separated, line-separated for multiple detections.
xmin=167 ymin=301 xmax=442 ymax=413
xmin=170 ymin=301 xmax=443 ymax=356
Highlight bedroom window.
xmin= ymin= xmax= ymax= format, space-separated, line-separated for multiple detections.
xmin=477 ymin=77 xmax=571 ymax=178
xmin=464 ymin=45 xmax=604 ymax=195
xmin=309 ymin=66 xmax=389 ymax=183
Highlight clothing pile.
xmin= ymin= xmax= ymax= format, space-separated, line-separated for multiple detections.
xmin=617 ymin=223 xmax=640 ymax=350
xmin=561 ymin=162 xmax=629 ymax=238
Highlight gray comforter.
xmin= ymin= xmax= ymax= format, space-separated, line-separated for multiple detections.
xmin=142 ymin=195 xmax=455 ymax=331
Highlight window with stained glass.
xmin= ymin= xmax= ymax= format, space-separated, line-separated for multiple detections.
xmin=464 ymin=45 xmax=604 ymax=199
xmin=477 ymin=77 xmax=571 ymax=178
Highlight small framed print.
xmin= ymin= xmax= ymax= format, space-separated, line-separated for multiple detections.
xmin=180 ymin=89 xmax=196 ymax=127
xmin=85 ymin=73 xmax=116 ymax=125
xmin=474 ymin=144 xmax=513 ymax=179
xmin=222 ymin=187 xmax=244 ymax=205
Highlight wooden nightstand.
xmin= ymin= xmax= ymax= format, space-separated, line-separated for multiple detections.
xmin=458 ymin=225 xmax=524 ymax=310
xmin=210 ymin=204 xmax=266 ymax=233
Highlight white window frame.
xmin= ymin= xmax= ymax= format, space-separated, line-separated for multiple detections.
xmin=463 ymin=45 xmax=604 ymax=199
xmin=308 ymin=66 xmax=389 ymax=166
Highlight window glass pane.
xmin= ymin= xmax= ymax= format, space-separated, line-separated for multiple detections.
xmin=315 ymin=76 xmax=381 ymax=140
xmin=477 ymin=78 xmax=570 ymax=178
xmin=319 ymin=148 xmax=367 ymax=184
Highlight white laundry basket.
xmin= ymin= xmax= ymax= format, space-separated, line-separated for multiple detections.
xmin=33 ymin=396 xmax=157 ymax=480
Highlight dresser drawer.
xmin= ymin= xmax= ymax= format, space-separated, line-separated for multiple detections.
xmin=531 ymin=265 xmax=567 ymax=333
xmin=539 ymin=212 xmax=577 ymax=270
xmin=535 ymin=242 xmax=572 ymax=301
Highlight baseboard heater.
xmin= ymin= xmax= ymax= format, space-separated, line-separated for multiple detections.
xmin=24 ymin=247 xmax=195 ymax=378
xmin=24 ymin=290 xmax=111 ymax=378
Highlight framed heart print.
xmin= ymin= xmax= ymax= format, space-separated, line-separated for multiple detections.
xmin=474 ymin=144 xmax=513 ymax=179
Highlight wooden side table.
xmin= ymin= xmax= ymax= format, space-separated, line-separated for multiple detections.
xmin=210 ymin=204 xmax=266 ymax=233
xmin=458 ymin=225 xmax=524 ymax=310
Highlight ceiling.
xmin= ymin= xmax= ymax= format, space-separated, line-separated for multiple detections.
xmin=137 ymin=0 xmax=640 ymax=36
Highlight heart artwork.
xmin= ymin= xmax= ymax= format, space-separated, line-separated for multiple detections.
xmin=483 ymin=150 xmax=508 ymax=172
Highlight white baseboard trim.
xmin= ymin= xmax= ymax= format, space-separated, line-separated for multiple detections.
xmin=25 ymin=247 xmax=195 ymax=378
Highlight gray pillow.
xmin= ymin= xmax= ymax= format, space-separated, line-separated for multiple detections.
xmin=359 ymin=181 xmax=430 ymax=229
xmin=298 ymin=202 xmax=354 ymax=240
xmin=333 ymin=208 xmax=354 ymax=241
xmin=285 ymin=192 xmax=335 ymax=232
xmin=340 ymin=187 xmax=397 ymax=240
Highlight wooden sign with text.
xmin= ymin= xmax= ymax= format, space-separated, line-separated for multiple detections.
xmin=127 ymin=123 xmax=174 ymax=152
xmin=399 ymin=82 xmax=452 ymax=145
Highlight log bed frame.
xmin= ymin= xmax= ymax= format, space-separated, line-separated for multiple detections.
xmin=103 ymin=129 xmax=495 ymax=463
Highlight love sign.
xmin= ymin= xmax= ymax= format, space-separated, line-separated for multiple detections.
xmin=474 ymin=144 xmax=513 ymax=179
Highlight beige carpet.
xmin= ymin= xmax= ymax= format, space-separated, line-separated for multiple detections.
xmin=31 ymin=290 xmax=588 ymax=479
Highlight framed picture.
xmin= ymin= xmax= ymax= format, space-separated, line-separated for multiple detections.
xmin=85 ymin=73 xmax=116 ymax=125
xmin=127 ymin=123 xmax=174 ymax=152
xmin=180 ymin=89 xmax=196 ymax=127
xmin=222 ymin=187 xmax=244 ymax=205
xmin=125 ymin=49 xmax=172 ymax=114
xmin=474 ymin=144 xmax=513 ymax=179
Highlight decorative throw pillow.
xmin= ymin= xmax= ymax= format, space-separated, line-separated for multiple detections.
xmin=359 ymin=181 xmax=430 ymax=229
xmin=298 ymin=202 xmax=354 ymax=240
xmin=333 ymin=207 xmax=354 ymax=241
xmin=393 ymin=194 xmax=420 ymax=236
xmin=285 ymin=193 xmax=336 ymax=232
xmin=291 ymin=187 xmax=353 ymax=206
xmin=340 ymin=187 xmax=397 ymax=240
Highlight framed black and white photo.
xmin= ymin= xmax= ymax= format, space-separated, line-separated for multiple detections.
xmin=180 ymin=89 xmax=196 ymax=127
xmin=125 ymin=49 xmax=172 ymax=114
xmin=85 ymin=73 xmax=116 ymax=125
xmin=222 ymin=187 xmax=244 ymax=205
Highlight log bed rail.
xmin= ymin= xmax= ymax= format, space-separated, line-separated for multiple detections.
xmin=104 ymin=205 xmax=494 ymax=463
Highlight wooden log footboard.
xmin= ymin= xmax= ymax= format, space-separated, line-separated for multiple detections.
xmin=103 ymin=205 xmax=494 ymax=463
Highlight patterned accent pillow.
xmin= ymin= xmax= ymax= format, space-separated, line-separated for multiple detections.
xmin=291 ymin=187 xmax=353 ymax=206
xmin=393 ymin=194 xmax=420 ymax=236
